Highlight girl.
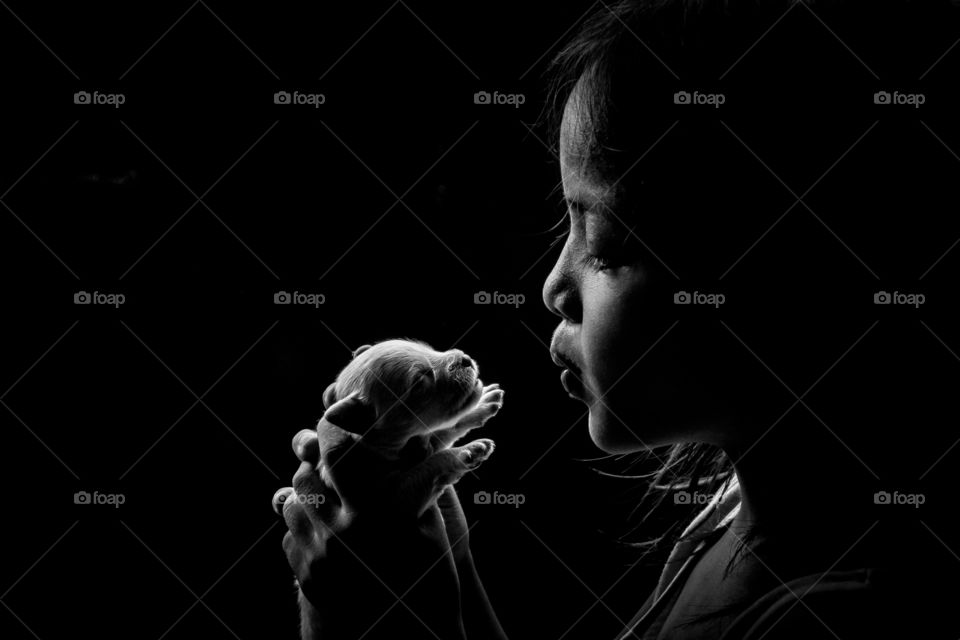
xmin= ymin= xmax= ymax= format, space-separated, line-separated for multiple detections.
xmin=276 ymin=1 xmax=960 ymax=638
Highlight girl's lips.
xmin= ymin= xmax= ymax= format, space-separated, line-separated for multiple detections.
xmin=560 ymin=368 xmax=586 ymax=400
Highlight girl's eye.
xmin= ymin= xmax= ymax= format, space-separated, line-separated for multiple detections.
xmin=583 ymin=207 xmax=626 ymax=264
xmin=585 ymin=253 xmax=617 ymax=271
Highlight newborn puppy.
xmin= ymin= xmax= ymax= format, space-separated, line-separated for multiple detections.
xmin=282 ymin=339 xmax=505 ymax=640
xmin=321 ymin=339 xmax=504 ymax=513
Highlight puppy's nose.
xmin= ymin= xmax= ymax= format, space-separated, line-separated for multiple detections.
xmin=449 ymin=350 xmax=475 ymax=369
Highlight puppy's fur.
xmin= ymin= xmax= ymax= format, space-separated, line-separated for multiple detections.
xmin=296 ymin=339 xmax=504 ymax=639
xmin=327 ymin=339 xmax=497 ymax=454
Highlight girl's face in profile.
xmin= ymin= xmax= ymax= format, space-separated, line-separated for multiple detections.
xmin=543 ymin=82 xmax=733 ymax=454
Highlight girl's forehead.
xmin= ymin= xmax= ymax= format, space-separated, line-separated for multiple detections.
xmin=560 ymin=112 xmax=595 ymax=184
xmin=559 ymin=79 xmax=622 ymax=193
xmin=560 ymin=110 xmax=612 ymax=199
xmin=559 ymin=84 xmax=593 ymax=167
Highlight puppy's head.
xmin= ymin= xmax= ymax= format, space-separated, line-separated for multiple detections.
xmin=324 ymin=339 xmax=483 ymax=437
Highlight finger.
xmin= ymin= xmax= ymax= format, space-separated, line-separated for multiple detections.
xmin=283 ymin=496 xmax=315 ymax=544
xmin=322 ymin=381 xmax=338 ymax=409
xmin=272 ymin=486 xmax=294 ymax=516
xmin=436 ymin=485 xmax=468 ymax=538
xmin=282 ymin=518 xmax=323 ymax=586
xmin=292 ymin=461 xmax=324 ymax=496
xmin=317 ymin=393 xmax=389 ymax=511
xmin=316 ymin=392 xmax=369 ymax=470
xmin=437 ymin=486 xmax=471 ymax=561
xmin=436 ymin=485 xmax=464 ymax=519
xmin=282 ymin=530 xmax=302 ymax=567
xmin=322 ymin=391 xmax=377 ymax=435
xmin=316 ymin=409 xmax=373 ymax=501
xmin=292 ymin=460 xmax=339 ymax=522
xmin=292 ymin=429 xmax=320 ymax=463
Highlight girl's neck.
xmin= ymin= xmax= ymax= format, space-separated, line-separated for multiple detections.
xmin=724 ymin=431 xmax=874 ymax=542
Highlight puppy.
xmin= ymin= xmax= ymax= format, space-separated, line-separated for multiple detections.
xmin=282 ymin=339 xmax=504 ymax=639
xmin=320 ymin=339 xmax=504 ymax=509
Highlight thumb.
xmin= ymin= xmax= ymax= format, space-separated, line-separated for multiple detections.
xmin=322 ymin=391 xmax=377 ymax=435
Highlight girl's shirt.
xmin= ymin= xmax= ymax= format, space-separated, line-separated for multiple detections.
xmin=616 ymin=476 xmax=952 ymax=639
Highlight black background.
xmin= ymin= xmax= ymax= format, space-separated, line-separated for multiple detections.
xmin=1 ymin=1 xmax=960 ymax=639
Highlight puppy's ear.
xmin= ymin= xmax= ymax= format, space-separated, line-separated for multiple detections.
xmin=322 ymin=381 xmax=338 ymax=409
xmin=352 ymin=344 xmax=372 ymax=359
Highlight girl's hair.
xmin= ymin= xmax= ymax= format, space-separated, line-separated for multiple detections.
xmin=539 ymin=0 xmax=791 ymax=567
xmin=542 ymin=0 xmax=768 ymax=180
xmin=541 ymin=0 xmax=960 ymax=567
xmin=613 ymin=443 xmax=738 ymax=569
xmin=541 ymin=0 xmax=960 ymax=192
xmin=540 ymin=3 xmax=960 ymax=632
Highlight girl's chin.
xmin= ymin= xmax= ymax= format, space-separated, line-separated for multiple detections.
xmin=587 ymin=412 xmax=654 ymax=454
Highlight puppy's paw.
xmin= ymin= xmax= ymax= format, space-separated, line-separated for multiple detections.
xmin=456 ymin=384 xmax=505 ymax=430
xmin=456 ymin=438 xmax=496 ymax=469
xmin=480 ymin=383 xmax=505 ymax=407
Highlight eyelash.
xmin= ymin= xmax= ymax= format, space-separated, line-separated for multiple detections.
xmin=552 ymin=226 xmax=617 ymax=271
xmin=550 ymin=208 xmax=623 ymax=272
xmin=585 ymin=253 xmax=616 ymax=271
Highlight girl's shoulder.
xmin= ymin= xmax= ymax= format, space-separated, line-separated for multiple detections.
xmin=720 ymin=564 xmax=956 ymax=640
xmin=653 ymin=476 xmax=958 ymax=639
xmin=654 ymin=475 xmax=742 ymax=593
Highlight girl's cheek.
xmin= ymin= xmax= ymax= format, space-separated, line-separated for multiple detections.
xmin=580 ymin=269 xmax=639 ymax=364
xmin=585 ymin=266 xmax=650 ymax=375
